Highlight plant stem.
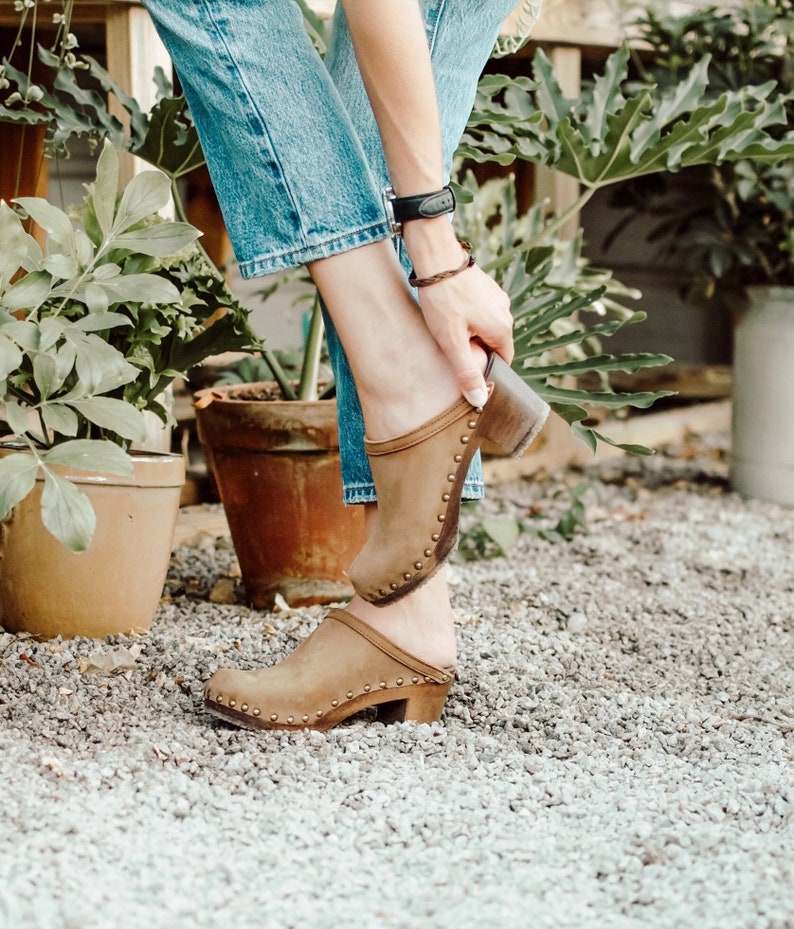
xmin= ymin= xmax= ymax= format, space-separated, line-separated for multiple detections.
xmin=298 ymin=294 xmax=324 ymax=402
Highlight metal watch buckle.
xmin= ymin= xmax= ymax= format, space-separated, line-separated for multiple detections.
xmin=382 ymin=185 xmax=402 ymax=236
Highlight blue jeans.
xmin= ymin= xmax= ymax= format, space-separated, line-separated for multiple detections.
xmin=143 ymin=0 xmax=517 ymax=503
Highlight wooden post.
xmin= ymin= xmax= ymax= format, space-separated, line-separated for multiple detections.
xmin=104 ymin=4 xmax=172 ymax=186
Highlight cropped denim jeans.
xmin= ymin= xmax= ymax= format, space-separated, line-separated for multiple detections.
xmin=142 ymin=0 xmax=518 ymax=503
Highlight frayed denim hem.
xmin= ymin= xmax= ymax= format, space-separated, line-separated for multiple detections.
xmin=238 ymin=220 xmax=393 ymax=278
xmin=343 ymin=479 xmax=485 ymax=506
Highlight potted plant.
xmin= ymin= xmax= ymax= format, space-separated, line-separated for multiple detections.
xmin=599 ymin=1 xmax=794 ymax=503
xmin=0 ymin=141 xmax=258 ymax=638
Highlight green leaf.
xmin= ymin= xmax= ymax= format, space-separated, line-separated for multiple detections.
xmin=83 ymin=273 xmax=182 ymax=307
xmin=42 ymin=439 xmax=134 ymax=476
xmin=480 ymin=516 xmax=521 ymax=555
xmin=0 ymin=201 xmax=38 ymax=292
xmin=525 ymin=352 xmax=672 ymax=378
xmin=68 ymin=398 xmax=148 ymax=442
xmin=41 ymin=403 xmax=79 ymax=438
xmin=2 ymin=270 xmax=52 ymax=313
xmin=72 ymin=313 xmax=132 ymax=333
xmin=111 ymin=222 xmax=200 ymax=258
xmin=0 ymin=452 xmax=39 ymax=520
xmin=13 ymin=197 xmax=74 ymax=244
xmin=40 ymin=468 xmax=96 ymax=552
xmin=0 ymin=335 xmax=23 ymax=380
xmin=3 ymin=399 xmax=30 ymax=436
xmin=132 ymin=95 xmax=205 ymax=179
xmin=33 ymin=353 xmax=59 ymax=400
xmin=112 ymin=170 xmax=172 ymax=235
xmin=90 ymin=140 xmax=120 ymax=238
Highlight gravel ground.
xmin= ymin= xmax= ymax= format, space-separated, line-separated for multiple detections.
xmin=1 ymin=430 xmax=793 ymax=929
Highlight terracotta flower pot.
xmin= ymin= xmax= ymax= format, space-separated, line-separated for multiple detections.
xmin=0 ymin=449 xmax=185 ymax=639
xmin=194 ymin=383 xmax=366 ymax=609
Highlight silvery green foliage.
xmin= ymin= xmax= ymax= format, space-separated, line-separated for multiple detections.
xmin=454 ymin=172 xmax=673 ymax=456
xmin=460 ymin=46 xmax=794 ymax=240
xmin=0 ymin=142 xmax=257 ymax=551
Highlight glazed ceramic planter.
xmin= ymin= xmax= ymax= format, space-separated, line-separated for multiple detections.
xmin=731 ymin=285 xmax=794 ymax=506
xmin=195 ymin=383 xmax=367 ymax=609
xmin=0 ymin=449 xmax=185 ymax=639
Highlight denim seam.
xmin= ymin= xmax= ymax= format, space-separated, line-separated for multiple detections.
xmin=426 ymin=0 xmax=449 ymax=55
xmin=196 ymin=0 xmax=310 ymax=250
xmin=239 ymin=219 xmax=392 ymax=279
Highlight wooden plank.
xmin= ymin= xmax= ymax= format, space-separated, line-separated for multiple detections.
xmin=173 ymin=505 xmax=230 ymax=547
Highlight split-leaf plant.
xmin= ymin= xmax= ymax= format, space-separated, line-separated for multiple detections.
xmin=457 ymin=44 xmax=794 ymax=443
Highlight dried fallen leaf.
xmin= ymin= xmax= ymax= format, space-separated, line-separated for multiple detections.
xmin=209 ymin=577 xmax=239 ymax=604
xmin=272 ymin=593 xmax=297 ymax=614
xmin=78 ymin=644 xmax=144 ymax=675
xmin=19 ymin=653 xmax=42 ymax=669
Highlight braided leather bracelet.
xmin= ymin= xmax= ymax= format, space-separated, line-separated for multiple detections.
xmin=408 ymin=241 xmax=475 ymax=288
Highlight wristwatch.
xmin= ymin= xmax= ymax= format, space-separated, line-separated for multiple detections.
xmin=383 ymin=185 xmax=456 ymax=235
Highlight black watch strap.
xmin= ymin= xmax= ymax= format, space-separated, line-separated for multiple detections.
xmin=388 ymin=186 xmax=456 ymax=229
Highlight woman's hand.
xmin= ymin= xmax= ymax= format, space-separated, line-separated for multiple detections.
xmin=403 ymin=217 xmax=514 ymax=408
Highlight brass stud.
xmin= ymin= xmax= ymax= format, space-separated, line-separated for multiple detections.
xmin=404 ymin=572 xmax=412 ymax=581
xmin=442 ymin=676 xmax=449 ymax=683
xmin=302 ymin=715 xmax=309 ymax=723
xmin=414 ymin=562 xmax=423 ymax=570
xmin=461 ymin=435 xmax=470 ymax=444
xmin=241 ymin=703 xmax=249 ymax=712
xmin=468 ymin=420 xmax=477 ymax=429
xmin=252 ymin=708 xmax=261 ymax=717
xmin=390 ymin=582 xmax=399 ymax=591
xmin=379 ymin=590 xmax=387 ymax=597
xmin=379 ymin=681 xmax=387 ymax=689
xmin=287 ymin=716 xmax=294 ymax=724
xmin=228 ymin=699 xmax=236 ymax=708
xmin=331 ymin=700 xmax=339 ymax=707
xmin=215 ymin=695 xmax=223 ymax=704
xmin=438 ymin=514 xmax=446 ymax=522
xmin=454 ymin=454 xmax=462 ymax=463
xmin=316 ymin=710 xmax=323 ymax=718
xmin=396 ymin=678 xmax=404 ymax=686
xmin=432 ymin=533 xmax=440 ymax=542
xmin=447 ymin=473 xmax=455 ymax=482
xmin=412 ymin=677 xmax=419 ymax=684
xmin=442 ymin=493 xmax=450 ymax=502
xmin=424 ymin=549 xmax=432 ymax=557
xmin=346 ymin=691 xmax=354 ymax=700
xmin=424 ymin=676 xmax=431 ymax=683
xmin=364 ymin=684 xmax=371 ymax=693
xmin=270 ymin=713 xmax=278 ymax=722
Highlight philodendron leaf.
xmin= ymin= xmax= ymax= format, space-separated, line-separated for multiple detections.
xmin=40 ymin=468 xmax=96 ymax=552
xmin=42 ymin=439 xmax=134 ymax=476
xmin=132 ymin=94 xmax=205 ymax=179
xmin=68 ymin=398 xmax=148 ymax=442
xmin=0 ymin=453 xmax=40 ymax=520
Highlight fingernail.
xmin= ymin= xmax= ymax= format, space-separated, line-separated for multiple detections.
xmin=466 ymin=387 xmax=489 ymax=409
